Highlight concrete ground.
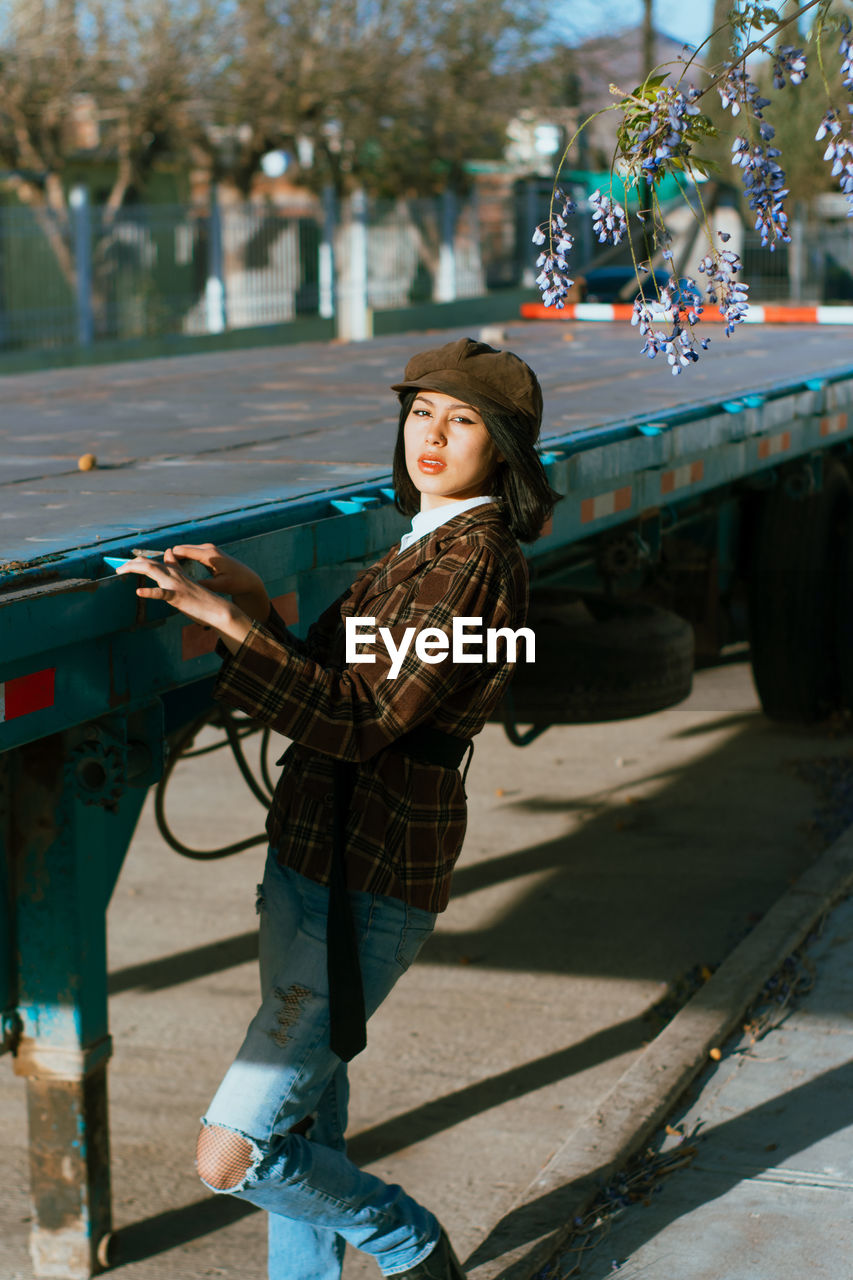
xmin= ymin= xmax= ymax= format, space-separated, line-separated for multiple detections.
xmin=542 ymin=890 xmax=853 ymax=1280
xmin=1 ymin=656 xmax=851 ymax=1279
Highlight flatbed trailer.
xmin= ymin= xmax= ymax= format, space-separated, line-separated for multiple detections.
xmin=3 ymin=320 xmax=853 ymax=1278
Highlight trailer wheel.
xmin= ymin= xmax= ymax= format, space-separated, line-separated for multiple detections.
xmin=491 ymin=591 xmax=695 ymax=725
xmin=748 ymin=457 xmax=852 ymax=723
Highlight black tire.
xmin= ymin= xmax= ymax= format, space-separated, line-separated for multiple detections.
xmin=490 ymin=591 xmax=695 ymax=725
xmin=748 ymin=457 xmax=852 ymax=723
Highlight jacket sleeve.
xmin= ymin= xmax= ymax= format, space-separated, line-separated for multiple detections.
xmin=213 ymin=544 xmax=518 ymax=762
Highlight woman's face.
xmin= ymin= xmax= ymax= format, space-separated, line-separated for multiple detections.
xmin=403 ymin=390 xmax=504 ymax=511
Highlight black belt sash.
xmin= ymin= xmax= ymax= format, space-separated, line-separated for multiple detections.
xmin=327 ymin=726 xmax=474 ymax=1062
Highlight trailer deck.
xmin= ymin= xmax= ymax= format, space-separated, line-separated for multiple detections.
xmin=3 ymin=322 xmax=853 ymax=573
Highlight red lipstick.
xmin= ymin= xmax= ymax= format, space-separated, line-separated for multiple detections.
xmin=418 ymin=454 xmax=446 ymax=474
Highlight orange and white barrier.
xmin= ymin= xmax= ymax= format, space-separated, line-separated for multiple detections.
xmin=520 ymin=302 xmax=853 ymax=324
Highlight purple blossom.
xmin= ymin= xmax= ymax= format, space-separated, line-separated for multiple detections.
xmin=626 ymin=85 xmax=702 ymax=178
xmin=531 ymin=189 xmax=577 ymax=307
xmin=731 ymin=137 xmax=790 ymax=249
xmin=698 ymin=244 xmax=749 ymax=335
xmin=840 ymin=18 xmax=853 ymax=94
xmin=631 ymin=274 xmax=707 ymax=375
xmin=589 ymin=189 xmax=627 ymax=245
xmin=718 ymin=64 xmax=771 ymax=121
xmin=773 ymin=46 xmax=807 ymax=90
xmin=816 ymin=108 xmax=853 ymax=217
xmin=816 ymin=108 xmax=844 ymax=143
xmin=530 ymin=19 xmax=840 ymax=377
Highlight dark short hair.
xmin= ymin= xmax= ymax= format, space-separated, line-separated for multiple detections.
xmin=391 ymin=390 xmax=563 ymax=543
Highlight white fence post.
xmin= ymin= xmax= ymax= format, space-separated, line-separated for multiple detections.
xmin=319 ymin=186 xmax=337 ymax=319
xmin=522 ymin=180 xmax=538 ymax=288
xmin=70 ymin=185 xmax=94 ymax=347
xmin=336 ymin=188 xmax=372 ymax=342
xmin=204 ymin=183 xmax=227 ymax=334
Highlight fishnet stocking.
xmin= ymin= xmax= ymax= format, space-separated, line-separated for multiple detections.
xmin=196 ymin=1117 xmax=313 ymax=1190
xmin=196 ymin=1124 xmax=255 ymax=1190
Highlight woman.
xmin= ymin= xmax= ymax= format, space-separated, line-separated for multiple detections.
xmin=118 ymin=337 xmax=560 ymax=1280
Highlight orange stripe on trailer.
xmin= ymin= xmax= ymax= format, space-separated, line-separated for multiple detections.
xmin=181 ymin=592 xmax=299 ymax=661
xmin=821 ymin=412 xmax=849 ymax=436
xmin=182 ymin=623 xmax=219 ymax=661
xmin=660 ymin=460 xmax=705 ymax=495
xmin=757 ymin=431 xmax=792 ymax=460
xmin=272 ymin=592 xmax=299 ymax=625
xmin=581 ymin=486 xmax=633 ymax=524
xmin=0 ymin=668 xmax=56 ymax=722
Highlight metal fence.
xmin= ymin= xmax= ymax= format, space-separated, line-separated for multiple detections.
xmin=2 ymin=186 xmax=852 ymax=356
xmin=0 ymin=187 xmax=531 ymax=355
xmin=741 ymin=207 xmax=853 ymax=303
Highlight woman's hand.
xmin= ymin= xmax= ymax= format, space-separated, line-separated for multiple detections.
xmin=115 ymin=549 xmax=253 ymax=653
xmin=169 ymin=542 xmax=271 ymax=623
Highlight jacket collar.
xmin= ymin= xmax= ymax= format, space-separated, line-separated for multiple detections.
xmin=345 ymin=502 xmax=509 ymax=612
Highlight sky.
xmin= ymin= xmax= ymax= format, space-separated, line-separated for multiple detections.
xmin=556 ymin=0 xmax=716 ymax=49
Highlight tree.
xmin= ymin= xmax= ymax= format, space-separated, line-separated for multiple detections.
xmin=192 ymin=0 xmax=551 ymax=197
xmin=0 ymin=0 xmax=214 ymax=295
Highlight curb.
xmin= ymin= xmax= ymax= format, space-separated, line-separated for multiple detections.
xmin=519 ymin=301 xmax=853 ymax=325
xmin=465 ymin=825 xmax=853 ymax=1280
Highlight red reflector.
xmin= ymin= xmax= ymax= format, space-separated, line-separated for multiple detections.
xmin=2 ymin=668 xmax=56 ymax=721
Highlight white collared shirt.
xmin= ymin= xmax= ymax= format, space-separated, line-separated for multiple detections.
xmin=395 ymin=494 xmax=495 ymax=556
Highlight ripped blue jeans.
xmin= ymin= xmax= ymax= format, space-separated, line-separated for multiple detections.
xmin=200 ymin=848 xmax=438 ymax=1279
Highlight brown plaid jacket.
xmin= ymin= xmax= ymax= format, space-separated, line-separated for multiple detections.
xmin=214 ymin=502 xmax=530 ymax=912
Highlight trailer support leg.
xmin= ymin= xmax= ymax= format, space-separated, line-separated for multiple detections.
xmin=21 ymin=1059 xmax=112 ymax=1277
xmin=6 ymin=730 xmax=147 ymax=1278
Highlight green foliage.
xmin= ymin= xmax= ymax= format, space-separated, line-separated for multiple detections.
xmin=196 ymin=0 xmax=552 ymax=197
xmin=728 ymin=4 xmax=787 ymax=33
xmin=614 ymin=80 xmax=719 ymax=187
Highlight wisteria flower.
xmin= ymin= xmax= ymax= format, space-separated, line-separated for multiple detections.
xmin=699 ymin=243 xmax=749 ymax=335
xmin=840 ymin=18 xmax=853 ymax=94
xmin=631 ymin=274 xmax=708 ymax=375
xmin=527 ymin=9 xmax=853 ymax=378
xmin=773 ymin=46 xmax=807 ymax=90
xmin=816 ymin=108 xmax=853 ymax=216
xmin=531 ymin=188 xmax=577 ymax=307
xmin=589 ymin=189 xmax=627 ymax=245
xmin=626 ymin=84 xmax=702 ymax=179
xmin=718 ymin=64 xmax=771 ymax=121
xmin=731 ymin=137 xmax=790 ymax=249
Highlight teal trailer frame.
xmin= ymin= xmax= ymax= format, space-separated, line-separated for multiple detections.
xmin=3 ymin=363 xmax=853 ymax=1276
